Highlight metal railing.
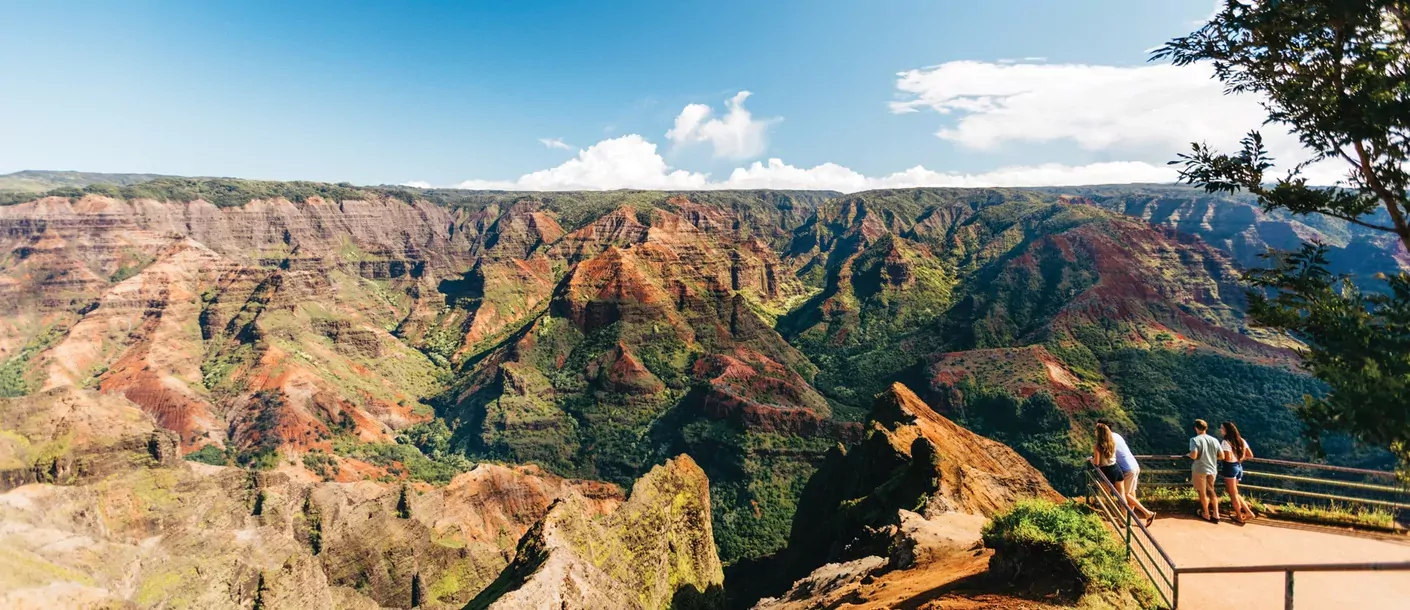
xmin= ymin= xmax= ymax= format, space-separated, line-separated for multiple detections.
xmin=1086 ymin=464 xmax=1178 ymax=607
xmin=1085 ymin=459 xmax=1410 ymax=609
xmin=1176 ymin=561 xmax=1410 ymax=610
xmin=1131 ymin=454 xmax=1410 ymax=526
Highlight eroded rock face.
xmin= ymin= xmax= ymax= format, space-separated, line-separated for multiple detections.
xmin=0 ymin=387 xmax=623 ymax=609
xmin=0 ymin=183 xmax=1390 ymax=586
xmin=0 ymin=387 xmax=179 ymax=489
xmin=0 ymin=461 xmax=621 ymax=610
xmin=470 ymin=455 xmax=724 ymax=610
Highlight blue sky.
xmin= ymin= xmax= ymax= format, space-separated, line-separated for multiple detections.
xmin=4 ymin=1 xmax=1297 ymax=192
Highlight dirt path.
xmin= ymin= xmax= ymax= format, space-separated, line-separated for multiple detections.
xmin=1148 ymin=515 xmax=1410 ymax=609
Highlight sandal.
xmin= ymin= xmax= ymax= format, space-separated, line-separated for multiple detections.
xmin=1145 ymin=513 xmax=1156 ymax=528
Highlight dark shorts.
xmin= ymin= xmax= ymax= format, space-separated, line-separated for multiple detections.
xmin=1099 ymin=464 xmax=1124 ymax=485
xmin=1220 ymin=461 xmax=1244 ymax=481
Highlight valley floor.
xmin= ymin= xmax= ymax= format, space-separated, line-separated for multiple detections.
xmin=1151 ymin=515 xmax=1410 ymax=610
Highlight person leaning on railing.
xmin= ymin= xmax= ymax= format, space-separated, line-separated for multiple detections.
xmin=1099 ymin=418 xmax=1156 ymax=526
xmin=1188 ymin=419 xmax=1222 ymax=523
xmin=1219 ymin=421 xmax=1256 ymax=524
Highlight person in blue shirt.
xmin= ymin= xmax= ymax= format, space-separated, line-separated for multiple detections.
xmin=1188 ymin=419 xmax=1222 ymax=523
xmin=1098 ymin=419 xmax=1155 ymax=526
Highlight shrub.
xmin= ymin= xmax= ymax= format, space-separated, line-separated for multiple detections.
xmin=983 ymin=499 xmax=1155 ymax=607
xmin=333 ymin=434 xmax=471 ymax=484
xmin=185 ymin=444 xmax=230 ymax=466
xmin=302 ymin=450 xmax=340 ymax=480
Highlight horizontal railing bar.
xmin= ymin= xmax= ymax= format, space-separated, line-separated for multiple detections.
xmin=1177 ymin=561 xmax=1410 ymax=575
xmin=1238 ymin=483 xmax=1410 ymax=509
xmin=1138 ymin=469 xmax=1407 ymax=494
xmin=1243 ymin=470 xmax=1408 ymax=494
xmin=1132 ymin=455 xmax=1400 ymax=479
xmin=1245 ymin=457 xmax=1401 ymax=479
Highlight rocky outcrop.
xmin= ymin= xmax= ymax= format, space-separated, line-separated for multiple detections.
xmin=0 ymin=459 xmax=620 ymax=609
xmin=754 ymin=511 xmax=999 ymax=610
xmin=745 ymin=383 xmax=1060 ymax=605
xmin=469 ymin=455 xmax=724 ymax=610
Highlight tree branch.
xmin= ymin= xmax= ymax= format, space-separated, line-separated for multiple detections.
xmin=1352 ymin=140 xmax=1410 ymax=251
xmin=1316 ymin=209 xmax=1398 ymax=233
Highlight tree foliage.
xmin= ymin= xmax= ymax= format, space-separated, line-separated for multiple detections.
xmin=1155 ymin=0 xmax=1410 ymax=464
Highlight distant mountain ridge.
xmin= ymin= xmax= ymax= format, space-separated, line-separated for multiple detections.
xmin=0 ymin=169 xmax=172 ymax=193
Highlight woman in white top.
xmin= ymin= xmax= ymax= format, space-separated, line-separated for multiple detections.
xmin=1093 ymin=423 xmax=1124 ymax=496
xmin=1219 ymin=421 xmax=1255 ymax=523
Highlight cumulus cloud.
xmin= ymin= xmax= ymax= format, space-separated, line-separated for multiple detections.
xmin=456 ymin=135 xmax=709 ymax=191
xmin=539 ymin=137 xmax=572 ymax=150
xmin=400 ymin=180 xmax=432 ymax=189
xmin=452 ymin=133 xmax=1176 ymax=193
xmin=666 ymin=91 xmax=777 ymax=159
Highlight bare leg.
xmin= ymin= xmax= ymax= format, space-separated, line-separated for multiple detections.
xmin=1206 ymin=475 xmax=1220 ymax=520
xmin=1194 ymin=475 xmax=1209 ymax=520
xmin=1123 ymin=473 xmax=1153 ymax=519
xmin=1227 ymin=478 xmax=1254 ymax=520
xmin=1223 ymin=478 xmax=1243 ymax=521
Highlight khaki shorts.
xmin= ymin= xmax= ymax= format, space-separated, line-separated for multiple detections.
xmin=1193 ymin=472 xmax=1216 ymax=493
xmin=1122 ymin=469 xmax=1140 ymax=494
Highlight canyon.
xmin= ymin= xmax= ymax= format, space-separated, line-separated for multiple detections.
xmin=0 ymin=174 xmax=1403 ymax=608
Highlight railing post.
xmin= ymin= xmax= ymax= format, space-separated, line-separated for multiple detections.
xmin=1284 ymin=570 xmax=1294 ymax=610
xmin=1173 ymin=571 xmax=1179 ymax=610
xmin=1124 ymin=508 xmax=1133 ymax=559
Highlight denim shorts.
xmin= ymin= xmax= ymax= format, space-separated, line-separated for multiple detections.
xmin=1220 ymin=461 xmax=1244 ymax=481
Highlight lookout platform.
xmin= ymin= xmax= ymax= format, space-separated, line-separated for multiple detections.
xmin=1151 ymin=515 xmax=1410 ymax=609
xmin=1087 ymin=456 xmax=1410 ymax=609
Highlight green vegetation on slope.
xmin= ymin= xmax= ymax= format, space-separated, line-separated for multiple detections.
xmin=983 ymin=499 xmax=1155 ymax=608
xmin=659 ymin=414 xmax=837 ymax=564
xmin=0 ymin=325 xmax=70 ymax=398
xmin=952 ymin=385 xmax=1089 ymax=495
xmin=1104 ymin=349 xmax=1393 ymax=470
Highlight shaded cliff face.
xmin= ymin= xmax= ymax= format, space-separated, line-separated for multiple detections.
xmin=736 ymin=382 xmax=1061 ymax=609
xmin=470 ymin=455 xmax=724 ymax=610
xmin=785 ymin=383 xmax=1058 ymax=567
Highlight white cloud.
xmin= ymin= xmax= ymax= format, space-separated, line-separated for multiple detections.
xmin=887 ymin=59 xmax=1347 ymax=184
xmin=455 ymin=135 xmax=709 ymax=191
xmin=452 ymin=134 xmax=1177 ymax=193
xmin=539 ymin=137 xmax=572 ymax=150
xmin=401 ymin=180 xmax=432 ymax=189
xmin=666 ymin=91 xmax=777 ymax=159
xmin=725 ymin=159 xmax=1175 ymax=191
xmin=891 ymin=60 xmax=1270 ymax=156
